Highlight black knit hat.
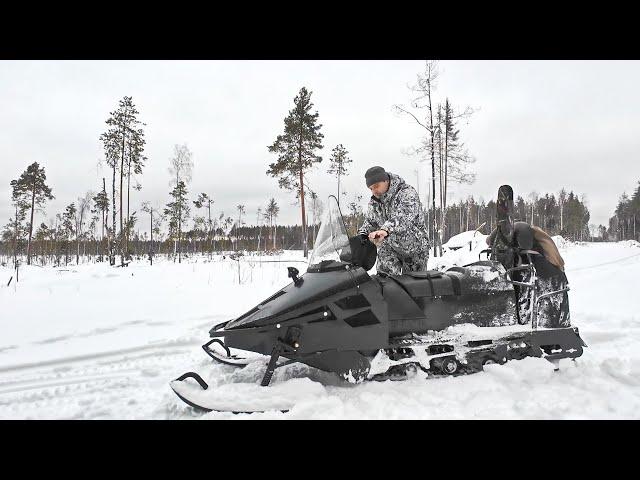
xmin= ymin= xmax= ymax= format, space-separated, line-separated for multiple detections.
xmin=365 ymin=166 xmax=389 ymax=187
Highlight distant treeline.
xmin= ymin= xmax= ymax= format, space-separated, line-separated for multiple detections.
xmin=607 ymin=181 xmax=640 ymax=241
xmin=435 ymin=189 xmax=592 ymax=243
xmin=1 ymin=188 xmax=597 ymax=267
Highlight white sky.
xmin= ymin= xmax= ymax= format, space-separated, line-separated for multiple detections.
xmin=1 ymin=60 xmax=639 ymax=235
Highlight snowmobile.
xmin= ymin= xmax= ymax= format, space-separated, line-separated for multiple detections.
xmin=171 ymin=187 xmax=586 ymax=413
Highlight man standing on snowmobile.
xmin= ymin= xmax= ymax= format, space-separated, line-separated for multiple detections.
xmin=358 ymin=166 xmax=430 ymax=276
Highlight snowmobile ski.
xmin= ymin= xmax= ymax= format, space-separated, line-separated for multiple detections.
xmin=170 ymin=372 xmax=290 ymax=414
xmin=169 ymin=371 xmax=331 ymax=414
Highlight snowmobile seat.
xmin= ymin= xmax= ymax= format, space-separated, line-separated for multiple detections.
xmin=403 ymin=270 xmax=443 ymax=279
xmin=389 ymin=271 xmax=460 ymax=298
xmin=391 ymin=261 xmax=516 ymax=299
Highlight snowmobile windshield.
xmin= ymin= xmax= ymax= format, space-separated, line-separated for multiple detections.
xmin=308 ymin=195 xmax=351 ymax=271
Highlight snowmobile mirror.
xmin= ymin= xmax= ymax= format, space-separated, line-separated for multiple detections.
xmin=288 ymin=266 xmax=303 ymax=286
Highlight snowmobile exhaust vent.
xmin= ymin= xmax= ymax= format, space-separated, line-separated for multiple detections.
xmin=343 ymin=309 xmax=380 ymax=328
xmin=335 ymin=294 xmax=371 ymax=310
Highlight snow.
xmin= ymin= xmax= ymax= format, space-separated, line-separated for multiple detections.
xmin=552 ymin=235 xmax=568 ymax=249
xmin=1 ymin=241 xmax=639 ymax=419
xmin=432 ymin=230 xmax=490 ymax=270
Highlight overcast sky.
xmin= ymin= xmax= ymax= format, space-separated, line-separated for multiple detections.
xmin=1 ymin=60 xmax=639 ymax=235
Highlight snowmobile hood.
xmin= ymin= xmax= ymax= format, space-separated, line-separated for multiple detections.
xmin=224 ymin=266 xmax=372 ymax=330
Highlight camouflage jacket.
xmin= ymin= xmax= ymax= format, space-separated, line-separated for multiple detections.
xmin=358 ymin=172 xmax=430 ymax=254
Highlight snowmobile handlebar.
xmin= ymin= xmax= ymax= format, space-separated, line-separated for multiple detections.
xmin=478 ymin=248 xmax=492 ymax=260
xmin=504 ymin=264 xmax=536 ymax=288
xmin=532 ymin=286 xmax=570 ymax=329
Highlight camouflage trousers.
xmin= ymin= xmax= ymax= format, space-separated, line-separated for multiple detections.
xmin=376 ymin=238 xmax=429 ymax=276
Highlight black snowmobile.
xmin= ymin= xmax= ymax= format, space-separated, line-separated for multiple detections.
xmin=171 ymin=187 xmax=586 ymax=413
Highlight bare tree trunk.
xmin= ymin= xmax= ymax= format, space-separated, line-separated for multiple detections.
xmin=119 ymin=124 xmax=126 ymax=266
xmin=13 ymin=203 xmax=18 ymax=268
xmin=443 ymin=103 xmax=449 ymax=248
xmin=298 ymin=136 xmax=308 ymax=257
xmin=427 ymin=75 xmax=438 ymax=257
xmin=208 ymin=201 xmax=212 ymax=257
xmin=126 ymin=149 xmax=131 ymax=260
xmin=299 ymin=168 xmax=307 ymax=257
xmin=26 ymin=182 xmax=36 ymax=265
xmin=111 ymin=165 xmax=117 ymax=266
xmin=150 ymin=210 xmax=153 ymax=266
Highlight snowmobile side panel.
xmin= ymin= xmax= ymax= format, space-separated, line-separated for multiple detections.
xmin=300 ymin=350 xmax=371 ymax=383
xmin=223 ymin=274 xmax=388 ymax=355
xmin=381 ymin=262 xmax=517 ymax=333
xmin=225 ymin=267 xmax=371 ymax=329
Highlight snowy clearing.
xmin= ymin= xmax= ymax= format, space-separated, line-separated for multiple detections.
xmin=1 ymin=241 xmax=639 ymax=419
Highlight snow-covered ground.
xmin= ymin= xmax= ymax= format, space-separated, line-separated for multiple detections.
xmin=1 ymin=240 xmax=639 ymax=419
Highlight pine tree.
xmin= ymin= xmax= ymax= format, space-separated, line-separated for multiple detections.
xmin=256 ymin=207 xmax=263 ymax=251
xmin=125 ymin=120 xmax=146 ymax=260
xmin=62 ymin=203 xmax=76 ymax=265
xmin=92 ymin=179 xmax=109 ymax=259
xmin=307 ymin=190 xmax=324 ymax=246
xmin=10 ymin=162 xmax=54 ymax=265
xmin=327 ymin=144 xmax=352 ymax=204
xmin=2 ymin=200 xmax=28 ymax=267
xmin=99 ymin=96 xmax=145 ymax=266
xmin=267 ymin=87 xmax=324 ymax=257
xmin=142 ymin=202 xmax=162 ymax=265
xmin=34 ymin=223 xmax=50 ymax=262
xmin=164 ymin=181 xmax=190 ymax=263
xmin=74 ymin=192 xmax=93 ymax=265
xmin=265 ymin=198 xmax=280 ymax=250
xmin=235 ymin=204 xmax=245 ymax=251
xmin=193 ymin=193 xmax=214 ymax=254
